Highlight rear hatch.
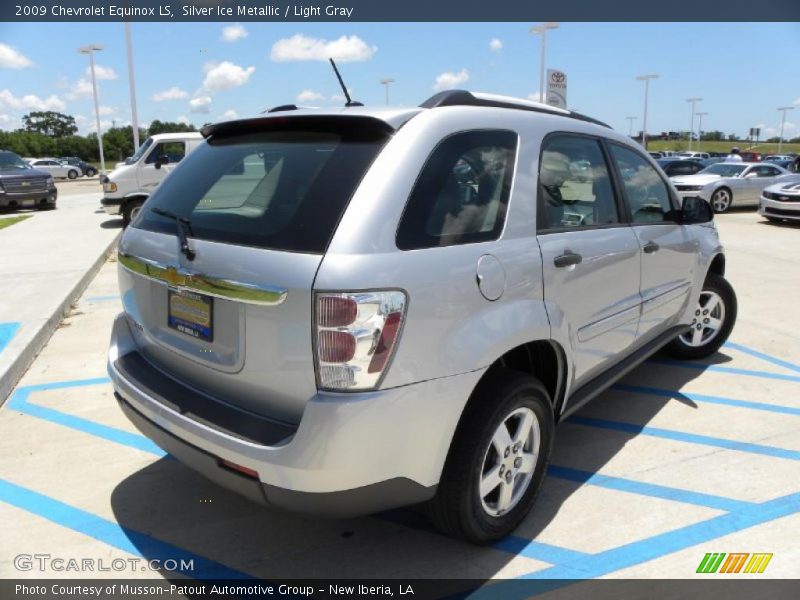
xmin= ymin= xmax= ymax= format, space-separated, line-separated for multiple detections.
xmin=117 ymin=116 xmax=394 ymax=423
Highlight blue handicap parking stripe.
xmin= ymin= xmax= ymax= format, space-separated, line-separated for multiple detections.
xmin=493 ymin=537 xmax=589 ymax=565
xmin=547 ymin=465 xmax=755 ymax=513
xmin=614 ymin=383 xmax=800 ymax=416
xmin=0 ymin=322 xmax=21 ymax=354
xmin=568 ymin=415 xmax=800 ymax=461
xmin=648 ymin=358 xmax=800 ymax=383
xmin=725 ymin=342 xmax=800 ymax=374
xmin=0 ymin=478 xmax=253 ymax=579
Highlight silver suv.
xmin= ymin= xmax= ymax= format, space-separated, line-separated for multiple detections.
xmin=108 ymin=91 xmax=736 ymax=543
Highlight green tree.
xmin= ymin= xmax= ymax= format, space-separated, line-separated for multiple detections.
xmin=147 ymin=119 xmax=196 ymax=135
xmin=22 ymin=111 xmax=78 ymax=137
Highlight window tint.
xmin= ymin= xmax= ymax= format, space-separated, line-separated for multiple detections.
xmin=538 ymin=135 xmax=619 ymax=230
xmin=667 ymin=162 xmax=696 ymax=176
xmin=753 ymin=165 xmax=780 ymax=177
xmin=135 ymin=122 xmax=390 ymax=253
xmin=396 ymin=130 xmax=516 ymax=250
xmin=146 ymin=141 xmax=186 ymax=164
xmin=609 ymin=144 xmax=675 ymax=224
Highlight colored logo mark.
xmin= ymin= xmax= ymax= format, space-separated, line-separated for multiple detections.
xmin=696 ymin=552 xmax=773 ymax=574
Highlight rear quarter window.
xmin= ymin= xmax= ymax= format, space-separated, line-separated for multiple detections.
xmin=396 ymin=130 xmax=517 ymax=250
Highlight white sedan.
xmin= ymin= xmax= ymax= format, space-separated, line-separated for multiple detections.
xmin=671 ymin=162 xmax=800 ymax=213
xmin=28 ymin=159 xmax=81 ymax=180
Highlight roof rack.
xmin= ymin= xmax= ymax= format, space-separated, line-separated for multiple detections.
xmin=419 ymin=90 xmax=611 ymax=129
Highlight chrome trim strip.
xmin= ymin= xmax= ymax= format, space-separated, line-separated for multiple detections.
xmin=118 ymin=252 xmax=288 ymax=306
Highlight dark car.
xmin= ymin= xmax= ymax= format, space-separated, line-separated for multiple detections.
xmin=59 ymin=156 xmax=98 ymax=177
xmin=656 ymin=157 xmax=706 ymax=177
xmin=0 ymin=150 xmax=57 ymax=211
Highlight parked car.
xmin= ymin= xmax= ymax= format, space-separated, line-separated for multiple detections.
xmin=648 ymin=151 xmax=663 ymax=159
xmin=763 ymin=159 xmax=794 ymax=170
xmin=0 ymin=150 xmax=57 ymax=210
xmin=101 ymin=132 xmax=204 ymax=225
xmin=739 ymin=151 xmax=761 ymax=162
xmin=672 ymin=162 xmax=800 ymax=213
xmin=656 ymin=158 xmax=706 ymax=177
xmin=700 ymin=157 xmax=726 ymax=168
xmin=28 ymin=158 xmax=80 ymax=180
xmin=108 ymin=90 xmax=736 ymax=544
xmin=676 ymin=151 xmax=710 ymax=160
xmin=764 ymin=154 xmax=793 ymax=162
xmin=59 ymin=157 xmax=98 ymax=177
xmin=759 ymin=181 xmax=800 ymax=223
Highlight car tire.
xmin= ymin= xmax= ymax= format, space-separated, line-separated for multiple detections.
xmin=710 ymin=187 xmax=732 ymax=213
xmin=665 ymin=272 xmax=737 ymax=360
xmin=122 ymin=199 xmax=144 ymax=227
xmin=85 ymin=168 xmax=97 ymax=178
xmin=67 ymin=169 xmax=78 ymax=180
xmin=765 ymin=217 xmax=783 ymax=224
xmin=426 ymin=369 xmax=554 ymax=544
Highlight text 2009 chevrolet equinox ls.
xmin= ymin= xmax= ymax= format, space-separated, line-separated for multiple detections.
xmin=108 ymin=91 xmax=736 ymax=543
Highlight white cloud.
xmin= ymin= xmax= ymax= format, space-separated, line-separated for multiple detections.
xmin=794 ymin=98 xmax=800 ymax=107
xmin=0 ymin=89 xmax=66 ymax=112
xmin=87 ymin=65 xmax=118 ymax=80
xmin=176 ymin=115 xmax=190 ymax=125
xmin=489 ymin=38 xmax=503 ymax=52
xmin=202 ymin=61 xmax=255 ymax=93
xmin=152 ymin=86 xmax=188 ymax=101
xmin=0 ymin=43 xmax=33 ymax=69
xmin=433 ymin=69 xmax=469 ymax=92
xmin=270 ymin=34 xmax=376 ymax=63
xmin=527 ymin=92 xmax=544 ymax=102
xmin=221 ymin=24 xmax=248 ymax=43
xmin=220 ymin=109 xmax=238 ymax=120
xmin=97 ymin=105 xmax=117 ymax=116
xmin=65 ymin=78 xmax=93 ymax=100
xmin=0 ymin=113 xmax=17 ymax=129
xmin=189 ymin=96 xmax=212 ymax=113
xmin=296 ymin=90 xmax=324 ymax=103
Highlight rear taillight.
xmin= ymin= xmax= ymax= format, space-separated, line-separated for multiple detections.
xmin=315 ymin=291 xmax=407 ymax=391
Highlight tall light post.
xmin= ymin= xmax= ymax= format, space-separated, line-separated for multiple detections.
xmin=78 ymin=44 xmax=106 ymax=174
xmin=686 ymin=97 xmax=702 ymax=151
xmin=125 ymin=22 xmax=140 ymax=151
xmin=636 ymin=74 xmax=658 ymax=149
xmin=696 ymin=111 xmax=708 ymax=152
xmin=530 ymin=22 xmax=558 ymax=103
xmin=777 ymin=106 xmax=794 ymax=153
xmin=379 ymin=78 xmax=394 ymax=106
xmin=626 ymin=116 xmax=637 ymax=138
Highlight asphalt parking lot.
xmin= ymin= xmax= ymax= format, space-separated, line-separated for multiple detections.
xmin=0 ymin=207 xmax=798 ymax=588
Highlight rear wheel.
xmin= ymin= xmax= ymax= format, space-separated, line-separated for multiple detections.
xmin=122 ymin=199 xmax=144 ymax=227
xmin=665 ymin=272 xmax=737 ymax=359
xmin=85 ymin=168 xmax=97 ymax=178
xmin=710 ymin=188 xmax=732 ymax=213
xmin=426 ymin=370 xmax=554 ymax=544
xmin=67 ymin=169 xmax=78 ymax=180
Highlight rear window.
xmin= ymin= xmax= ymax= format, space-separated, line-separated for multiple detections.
xmin=134 ymin=119 xmax=391 ymax=253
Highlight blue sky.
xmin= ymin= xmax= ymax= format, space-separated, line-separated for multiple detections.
xmin=1 ymin=22 xmax=799 ymax=139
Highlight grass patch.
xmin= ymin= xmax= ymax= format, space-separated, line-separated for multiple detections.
xmin=0 ymin=215 xmax=32 ymax=230
xmin=647 ymin=140 xmax=800 ymax=154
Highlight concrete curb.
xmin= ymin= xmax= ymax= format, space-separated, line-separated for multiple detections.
xmin=0 ymin=232 xmax=121 ymax=405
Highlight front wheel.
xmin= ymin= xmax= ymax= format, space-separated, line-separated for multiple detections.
xmin=426 ymin=370 xmax=554 ymax=544
xmin=710 ymin=188 xmax=732 ymax=213
xmin=665 ymin=272 xmax=737 ymax=359
xmin=122 ymin=199 xmax=144 ymax=227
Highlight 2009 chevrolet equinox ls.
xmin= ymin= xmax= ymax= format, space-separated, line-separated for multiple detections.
xmin=108 ymin=91 xmax=736 ymax=543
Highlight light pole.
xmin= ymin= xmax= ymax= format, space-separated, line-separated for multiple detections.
xmin=636 ymin=74 xmax=658 ymax=149
xmin=686 ymin=97 xmax=702 ymax=151
xmin=777 ymin=106 xmax=794 ymax=153
xmin=125 ymin=22 xmax=140 ymax=151
xmin=626 ymin=116 xmax=637 ymax=138
xmin=530 ymin=22 xmax=558 ymax=103
xmin=78 ymin=44 xmax=106 ymax=174
xmin=380 ymin=78 xmax=394 ymax=106
xmin=696 ymin=111 xmax=708 ymax=152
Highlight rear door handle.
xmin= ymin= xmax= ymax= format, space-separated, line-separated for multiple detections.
xmin=554 ymin=251 xmax=582 ymax=268
xmin=642 ymin=241 xmax=660 ymax=254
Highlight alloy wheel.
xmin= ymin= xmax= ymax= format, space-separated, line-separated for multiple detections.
xmin=711 ymin=189 xmax=731 ymax=212
xmin=679 ymin=290 xmax=726 ymax=347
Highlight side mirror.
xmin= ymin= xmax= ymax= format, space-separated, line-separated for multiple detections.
xmin=681 ymin=196 xmax=714 ymax=224
xmin=154 ymin=154 xmax=169 ymax=170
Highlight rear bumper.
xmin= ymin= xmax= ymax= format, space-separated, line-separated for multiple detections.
xmin=101 ymin=196 xmax=122 ymax=215
xmin=108 ymin=313 xmax=484 ymax=516
xmin=759 ymin=196 xmax=800 ymax=221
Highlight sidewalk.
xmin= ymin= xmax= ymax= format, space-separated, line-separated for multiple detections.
xmin=0 ymin=191 xmax=121 ymax=402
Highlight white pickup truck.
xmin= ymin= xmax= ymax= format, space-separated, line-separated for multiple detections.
xmin=101 ymin=132 xmax=204 ymax=225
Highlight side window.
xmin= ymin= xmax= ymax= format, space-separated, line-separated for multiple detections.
xmin=669 ymin=162 xmax=695 ymax=176
xmin=609 ymin=144 xmax=676 ymax=224
xmin=146 ymin=141 xmax=186 ymax=165
xmin=396 ymin=130 xmax=517 ymax=250
xmin=537 ymin=135 xmax=619 ymax=230
xmin=754 ymin=165 xmax=779 ymax=177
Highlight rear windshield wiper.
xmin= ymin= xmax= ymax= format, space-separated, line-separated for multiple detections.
xmin=150 ymin=207 xmax=196 ymax=261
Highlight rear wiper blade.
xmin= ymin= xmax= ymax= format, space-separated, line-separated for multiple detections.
xmin=150 ymin=207 xmax=196 ymax=261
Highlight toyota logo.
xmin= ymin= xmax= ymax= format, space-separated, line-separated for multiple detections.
xmin=551 ymin=72 xmax=565 ymax=83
